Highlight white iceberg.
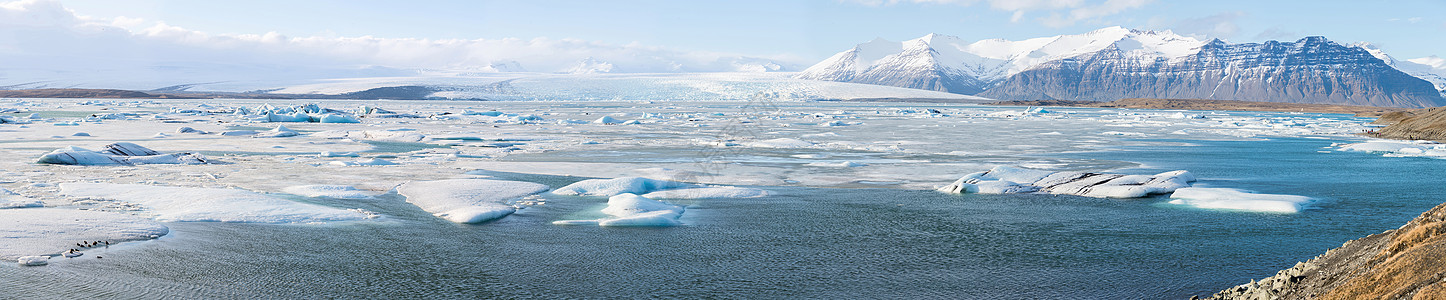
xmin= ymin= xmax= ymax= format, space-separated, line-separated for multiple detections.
xmin=318 ymin=114 xmax=360 ymax=123
xmin=939 ymin=166 xmax=1195 ymax=198
xmin=59 ymin=183 xmax=371 ymax=223
xmin=1168 ymin=188 xmax=1313 ymax=213
xmin=36 ymin=142 xmax=209 ymax=166
xmin=551 ymin=177 xmax=696 ymax=196
xmin=396 ymin=179 xmax=550 ymax=224
xmin=17 ymin=256 xmax=48 ymax=266
xmin=593 ymin=116 xmax=624 ymax=124
xmin=253 ymin=125 xmax=300 ymax=138
xmin=552 ymin=193 xmax=684 ymax=227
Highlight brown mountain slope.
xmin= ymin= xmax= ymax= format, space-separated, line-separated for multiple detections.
xmin=1204 ymin=202 xmax=1446 ymax=299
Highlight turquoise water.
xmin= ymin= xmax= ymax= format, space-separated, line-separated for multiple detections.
xmin=3 ymin=136 xmax=1441 ymax=299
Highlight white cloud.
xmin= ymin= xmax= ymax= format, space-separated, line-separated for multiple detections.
xmin=0 ymin=0 xmax=797 ymax=87
xmin=1161 ymin=11 xmax=1245 ymax=40
xmin=850 ymin=0 xmax=1151 ymax=27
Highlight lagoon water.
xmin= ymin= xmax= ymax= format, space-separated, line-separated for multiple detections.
xmin=4 ymin=132 xmax=1443 ymax=298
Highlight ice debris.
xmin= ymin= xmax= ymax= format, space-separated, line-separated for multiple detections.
xmin=938 ymin=166 xmax=1195 ymax=198
xmin=551 ymin=193 xmax=684 ymax=227
xmin=1168 ymin=188 xmax=1313 ymax=213
xmin=396 ymin=179 xmax=550 ymax=224
xmin=551 ymin=177 xmax=697 ymax=196
xmin=17 ymin=256 xmax=48 ymax=266
xmin=36 ymin=142 xmax=209 ymax=166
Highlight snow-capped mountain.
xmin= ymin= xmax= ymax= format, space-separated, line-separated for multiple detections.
xmin=1360 ymin=44 xmax=1446 ymax=98
xmin=800 ymin=27 xmax=1446 ymax=108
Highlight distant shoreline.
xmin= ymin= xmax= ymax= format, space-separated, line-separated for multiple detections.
xmin=988 ymin=98 xmax=1414 ymax=116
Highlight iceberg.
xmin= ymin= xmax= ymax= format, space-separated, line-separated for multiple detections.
xmin=253 ymin=125 xmax=300 ymax=138
xmin=59 ymin=183 xmax=371 ymax=223
xmin=17 ymin=256 xmax=48 ymax=266
xmin=552 ymin=193 xmax=684 ymax=227
xmin=396 ymin=179 xmax=550 ymax=224
xmin=551 ymin=177 xmax=697 ymax=196
xmin=1168 ymin=188 xmax=1313 ymax=213
xmin=939 ymin=166 xmax=1195 ymax=198
xmin=36 ymin=142 xmax=209 ymax=166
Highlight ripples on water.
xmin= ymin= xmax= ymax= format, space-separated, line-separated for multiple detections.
xmin=4 ymin=138 xmax=1444 ymax=299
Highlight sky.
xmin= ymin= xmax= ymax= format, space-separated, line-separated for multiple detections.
xmin=1 ymin=0 xmax=1442 ymax=84
xmin=44 ymin=0 xmax=1446 ymax=60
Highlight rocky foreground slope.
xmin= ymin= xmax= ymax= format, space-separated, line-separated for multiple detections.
xmin=1371 ymin=107 xmax=1446 ymax=141
xmin=1203 ymin=202 xmax=1446 ymax=299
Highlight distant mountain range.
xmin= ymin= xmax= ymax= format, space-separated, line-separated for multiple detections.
xmin=798 ymin=27 xmax=1446 ymax=108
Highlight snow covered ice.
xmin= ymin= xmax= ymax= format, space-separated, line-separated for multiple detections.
xmin=59 ymin=183 xmax=371 ymax=223
xmin=396 ymin=179 xmax=550 ymax=223
xmin=938 ymin=166 xmax=1195 ymax=198
xmin=36 ymin=142 xmax=209 ymax=165
xmin=552 ymin=193 xmax=685 ymax=227
xmin=0 ymin=208 xmax=169 ymax=260
xmin=1167 ymin=188 xmax=1314 ymax=213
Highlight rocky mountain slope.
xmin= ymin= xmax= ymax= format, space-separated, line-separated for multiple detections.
xmin=800 ymin=27 xmax=1446 ymax=108
xmin=1203 ymin=201 xmax=1446 ymax=299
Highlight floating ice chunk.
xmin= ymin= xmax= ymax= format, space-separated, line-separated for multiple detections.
xmin=939 ymin=167 xmax=1195 ymax=198
xmin=462 ymin=110 xmax=503 ymax=116
xmin=593 ymin=116 xmax=624 ymax=124
xmin=641 ymin=187 xmax=771 ymax=199
xmin=254 ymin=125 xmax=299 ymax=138
xmin=318 ymin=114 xmax=360 ymax=123
xmin=551 ymin=177 xmax=696 ymax=196
xmin=282 ymin=185 xmax=377 ymax=199
xmin=396 ymin=179 xmax=550 ymax=224
xmin=36 ymin=143 xmax=209 ymax=166
xmin=1337 ymin=141 xmax=1434 ymax=153
xmin=17 ymin=256 xmax=48 ymax=266
xmin=552 ymin=193 xmax=684 ymax=227
xmin=0 ymin=208 xmax=169 ymax=260
xmin=71 ymin=132 xmax=90 ymax=137
xmin=319 ymin=151 xmax=360 ymax=157
xmin=266 ymin=112 xmax=312 ymax=122
xmin=1167 ymin=188 xmax=1313 ymax=213
xmin=329 ymin=158 xmax=397 ymax=166
xmin=59 ymin=183 xmax=370 ymax=223
xmin=744 ymin=138 xmax=815 ymax=149
xmin=220 ymin=130 xmax=258 ymax=136
xmin=819 ymin=120 xmax=850 ymax=127
xmin=805 ymin=161 xmax=868 ymax=167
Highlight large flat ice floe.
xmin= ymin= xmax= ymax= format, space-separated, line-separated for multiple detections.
xmin=36 ymin=142 xmax=209 ymax=165
xmin=1336 ymin=140 xmax=1446 ymax=158
xmin=552 ymin=193 xmax=685 ymax=227
xmin=938 ymin=166 xmax=1195 ymax=198
xmin=60 ymin=183 xmax=372 ymax=223
xmin=551 ymin=176 xmax=770 ymax=199
xmin=1167 ymin=187 xmax=1314 ymax=213
xmin=395 ymin=179 xmax=550 ymax=223
xmin=0 ymin=208 xmax=169 ymax=261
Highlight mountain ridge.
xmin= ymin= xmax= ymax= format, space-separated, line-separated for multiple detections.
xmin=799 ymin=28 xmax=1446 ymax=108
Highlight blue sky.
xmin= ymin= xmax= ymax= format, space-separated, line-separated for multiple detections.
xmin=49 ymin=0 xmax=1446 ymax=61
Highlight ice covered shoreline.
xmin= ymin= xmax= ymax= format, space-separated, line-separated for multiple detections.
xmin=0 ymin=97 xmax=1377 ymax=263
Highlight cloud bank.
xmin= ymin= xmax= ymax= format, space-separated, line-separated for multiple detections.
xmin=0 ymin=0 xmax=795 ymax=89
